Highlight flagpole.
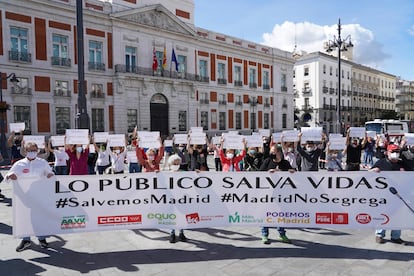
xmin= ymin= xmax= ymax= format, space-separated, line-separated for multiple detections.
xmin=170 ymin=45 xmax=173 ymax=78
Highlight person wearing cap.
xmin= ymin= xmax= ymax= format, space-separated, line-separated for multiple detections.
xmin=370 ymin=143 xmax=408 ymax=245
xmin=344 ymin=129 xmax=367 ymax=171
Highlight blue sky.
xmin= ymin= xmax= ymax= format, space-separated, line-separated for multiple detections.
xmin=193 ymin=0 xmax=414 ymax=80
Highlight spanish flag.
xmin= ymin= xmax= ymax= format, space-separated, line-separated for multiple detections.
xmin=152 ymin=46 xmax=158 ymax=71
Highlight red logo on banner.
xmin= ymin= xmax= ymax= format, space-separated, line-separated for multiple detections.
xmin=23 ymin=168 xmax=29 ymax=173
xmin=186 ymin=213 xmax=200 ymax=224
xmin=356 ymin=213 xmax=372 ymax=224
xmin=98 ymin=215 xmax=142 ymax=225
xmin=316 ymin=213 xmax=332 ymax=224
xmin=332 ymin=213 xmax=348 ymax=224
xmin=316 ymin=213 xmax=349 ymax=224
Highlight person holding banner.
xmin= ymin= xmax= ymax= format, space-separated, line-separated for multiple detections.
xmin=108 ymin=145 xmax=127 ymax=174
xmin=219 ymin=138 xmax=247 ymax=172
xmin=47 ymin=140 xmax=69 ymax=175
xmin=280 ymin=136 xmax=298 ymax=171
xmin=296 ymin=133 xmax=323 ymax=171
xmin=65 ymin=143 xmax=90 ymax=175
xmin=7 ymin=131 xmax=24 ymax=164
xmin=93 ymin=141 xmax=111 ymax=175
xmin=325 ymin=142 xmax=344 ymax=171
xmin=243 ymin=146 xmax=263 ymax=171
xmin=5 ymin=142 xmax=55 ymax=251
xmin=136 ymin=138 xmax=164 ymax=172
xmin=259 ymin=145 xmax=295 ymax=244
xmin=370 ymin=144 xmax=408 ymax=245
xmin=344 ymin=129 xmax=367 ymax=171
xmin=172 ymin=142 xmax=190 ymax=171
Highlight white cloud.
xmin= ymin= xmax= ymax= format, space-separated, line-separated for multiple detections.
xmin=261 ymin=21 xmax=391 ymax=70
xmin=409 ymin=25 xmax=414 ymax=36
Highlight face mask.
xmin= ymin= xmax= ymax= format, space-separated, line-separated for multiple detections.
xmin=332 ymin=153 xmax=338 ymax=158
xmin=26 ymin=151 xmax=37 ymax=159
xmin=76 ymin=147 xmax=83 ymax=153
xmin=379 ymin=143 xmax=385 ymax=147
xmin=178 ymin=147 xmax=184 ymax=151
xmin=170 ymin=165 xmax=180 ymax=171
xmin=58 ymin=147 xmax=65 ymax=151
xmin=226 ymin=153 xmax=234 ymax=159
xmin=287 ymin=147 xmax=293 ymax=152
xmin=306 ymin=147 xmax=314 ymax=152
xmin=389 ymin=152 xmax=400 ymax=159
xmin=148 ymin=155 xmax=155 ymax=161
xmin=249 ymin=150 xmax=256 ymax=155
xmin=114 ymin=149 xmax=121 ymax=154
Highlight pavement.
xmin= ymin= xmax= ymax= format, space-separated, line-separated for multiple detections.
xmin=1 ymin=157 xmax=414 ymax=275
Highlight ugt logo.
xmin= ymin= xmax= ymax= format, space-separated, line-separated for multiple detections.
xmin=229 ymin=212 xmax=240 ymax=223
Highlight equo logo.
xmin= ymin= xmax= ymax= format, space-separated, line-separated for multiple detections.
xmin=147 ymin=213 xmax=176 ymax=220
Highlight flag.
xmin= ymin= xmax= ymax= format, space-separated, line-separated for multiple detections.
xmin=152 ymin=46 xmax=158 ymax=71
xmin=162 ymin=45 xmax=167 ymax=70
xmin=171 ymin=48 xmax=179 ymax=72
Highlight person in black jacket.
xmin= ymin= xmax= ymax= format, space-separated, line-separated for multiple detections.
xmin=259 ymin=145 xmax=295 ymax=244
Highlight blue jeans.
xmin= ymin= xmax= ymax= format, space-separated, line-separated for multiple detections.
xmin=364 ymin=151 xmax=374 ymax=167
xmin=22 ymin=236 xmax=46 ymax=241
xmin=261 ymin=227 xmax=286 ymax=237
xmin=97 ymin=165 xmax=110 ymax=175
xmin=54 ymin=165 xmax=68 ymax=175
xmin=375 ymin=229 xmax=401 ymax=239
xmin=129 ymin=163 xmax=141 ymax=173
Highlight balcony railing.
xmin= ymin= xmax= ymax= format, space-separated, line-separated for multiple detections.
xmin=90 ymin=90 xmax=105 ymax=98
xmin=329 ymin=88 xmax=335 ymax=94
xmin=11 ymin=86 xmax=32 ymax=95
xmin=51 ymin=56 xmax=71 ymax=67
xmin=322 ymin=87 xmax=328 ymax=94
xmin=235 ymin=101 xmax=243 ymax=106
xmin=88 ymin=62 xmax=105 ymax=71
xmin=218 ymin=100 xmax=227 ymax=105
xmin=234 ymin=80 xmax=243 ymax=87
xmin=200 ymin=99 xmax=209 ymax=104
xmin=282 ymin=103 xmax=288 ymax=108
xmin=281 ymin=86 xmax=287 ymax=92
xmin=263 ymin=84 xmax=270 ymax=90
xmin=54 ymin=89 xmax=71 ymax=97
xmin=302 ymin=87 xmax=312 ymax=94
xmin=9 ymin=50 xmax=31 ymax=62
xmin=249 ymin=83 xmax=257 ymax=89
xmin=196 ymin=75 xmax=210 ymax=83
xmin=264 ymin=103 xmax=270 ymax=108
xmin=301 ymin=104 xmax=313 ymax=111
xmin=217 ymin=78 xmax=227 ymax=85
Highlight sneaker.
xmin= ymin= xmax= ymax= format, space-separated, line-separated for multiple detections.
xmin=262 ymin=236 xmax=270 ymax=245
xmin=279 ymin=235 xmax=292 ymax=244
xmin=0 ymin=193 xmax=4 ymax=199
xmin=375 ymin=236 xmax=385 ymax=244
xmin=178 ymin=232 xmax=187 ymax=242
xmin=169 ymin=233 xmax=176 ymax=243
xmin=390 ymin=238 xmax=407 ymax=245
xmin=39 ymin=239 xmax=48 ymax=248
xmin=16 ymin=240 xmax=31 ymax=252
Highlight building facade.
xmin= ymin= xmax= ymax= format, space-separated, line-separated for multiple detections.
xmin=0 ymin=0 xmax=295 ymax=138
xmin=396 ymin=79 xmax=414 ymax=120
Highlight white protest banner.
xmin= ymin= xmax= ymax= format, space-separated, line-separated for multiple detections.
xmin=281 ymin=130 xmax=300 ymax=142
xmin=211 ymin=136 xmax=221 ymax=145
xmin=89 ymin=144 xmax=95 ymax=153
xmin=23 ymin=135 xmax=46 ymax=148
xmin=404 ymin=133 xmax=414 ymax=146
xmin=10 ymin=122 xmax=25 ymax=133
xmin=93 ymin=132 xmax=109 ymax=143
xmin=300 ymin=127 xmax=323 ymax=142
xmin=271 ymin=132 xmax=282 ymax=143
xmin=328 ymin=135 xmax=347 ymax=150
xmin=349 ymin=127 xmax=366 ymax=138
xmin=65 ymin=129 xmax=89 ymax=145
xmin=164 ymin=140 xmax=173 ymax=147
xmin=107 ymin=134 xmax=126 ymax=147
xmin=366 ymin=131 xmax=377 ymax=138
xmin=12 ymin=171 xmax=414 ymax=238
xmin=245 ymin=135 xmax=263 ymax=148
xmin=173 ymin=134 xmax=188 ymax=145
xmin=189 ymin=133 xmax=206 ymax=145
xmin=50 ymin=136 xmax=65 ymax=147
xmin=222 ymin=134 xmax=244 ymax=149
xmin=138 ymin=131 xmax=160 ymax=149
xmin=258 ymin=129 xmax=270 ymax=138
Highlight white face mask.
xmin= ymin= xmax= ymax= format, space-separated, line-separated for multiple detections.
xmin=170 ymin=165 xmax=180 ymax=171
xmin=389 ymin=152 xmax=400 ymax=160
xmin=379 ymin=142 xmax=385 ymax=147
xmin=26 ymin=151 xmax=38 ymax=159
xmin=332 ymin=153 xmax=338 ymax=158
xmin=76 ymin=147 xmax=83 ymax=153
xmin=114 ymin=149 xmax=121 ymax=154
xmin=287 ymin=147 xmax=293 ymax=152
xmin=178 ymin=147 xmax=184 ymax=151
xmin=226 ymin=153 xmax=234 ymax=159
xmin=306 ymin=147 xmax=314 ymax=152
xmin=148 ymin=155 xmax=155 ymax=161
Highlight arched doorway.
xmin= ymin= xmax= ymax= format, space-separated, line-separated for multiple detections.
xmin=150 ymin=93 xmax=169 ymax=136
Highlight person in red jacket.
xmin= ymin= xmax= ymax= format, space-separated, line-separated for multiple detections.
xmin=218 ymin=137 xmax=247 ymax=172
xmin=136 ymin=137 xmax=164 ymax=172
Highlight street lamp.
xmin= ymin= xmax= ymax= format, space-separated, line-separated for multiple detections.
xmin=249 ymin=96 xmax=258 ymax=133
xmin=0 ymin=72 xmax=19 ymax=160
xmin=325 ymin=18 xmax=353 ymax=134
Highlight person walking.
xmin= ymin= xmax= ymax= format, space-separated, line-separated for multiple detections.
xmin=5 ymin=142 xmax=55 ymax=252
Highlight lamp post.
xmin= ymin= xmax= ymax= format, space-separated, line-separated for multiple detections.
xmin=249 ymin=96 xmax=258 ymax=133
xmin=325 ymin=19 xmax=353 ymax=134
xmin=0 ymin=72 xmax=19 ymax=160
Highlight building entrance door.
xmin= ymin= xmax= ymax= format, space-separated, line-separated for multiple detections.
xmin=150 ymin=93 xmax=169 ymax=136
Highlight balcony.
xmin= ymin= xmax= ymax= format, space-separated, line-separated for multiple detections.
xmin=323 ymin=104 xmax=329 ymax=110
xmin=195 ymin=75 xmax=210 ymax=82
xmin=301 ymin=104 xmax=313 ymax=111
xmin=90 ymin=90 xmax=105 ymax=98
xmin=200 ymin=99 xmax=209 ymax=104
xmin=9 ymin=50 xmax=31 ymax=62
xmin=51 ymin=56 xmax=71 ymax=67
xmin=264 ymin=103 xmax=270 ymax=108
xmin=11 ymin=86 xmax=32 ymax=95
xmin=235 ymin=101 xmax=243 ymax=106
xmin=54 ymin=89 xmax=71 ymax=97
xmin=88 ymin=62 xmax=105 ymax=71
xmin=218 ymin=100 xmax=227 ymax=105
xmin=249 ymin=83 xmax=257 ymax=89
xmin=302 ymin=87 xmax=312 ymax=95
xmin=329 ymin=88 xmax=335 ymax=94
xmin=263 ymin=84 xmax=270 ymax=90
xmin=282 ymin=103 xmax=288 ymax=108
xmin=217 ymin=78 xmax=227 ymax=85
xmin=322 ymin=87 xmax=328 ymax=94
xmin=281 ymin=86 xmax=287 ymax=92
xmin=234 ymin=80 xmax=243 ymax=87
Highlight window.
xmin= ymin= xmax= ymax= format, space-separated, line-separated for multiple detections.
xmin=323 ymin=64 xmax=326 ymax=74
xmin=127 ymin=109 xmax=137 ymax=132
xmin=178 ymin=55 xmax=187 ymax=74
xmin=235 ymin=112 xmax=242 ymax=129
xmin=201 ymin=111 xmax=208 ymax=130
xmin=125 ymin=46 xmax=136 ymax=72
xmin=91 ymin=108 xmax=104 ymax=132
xmin=219 ymin=112 xmax=226 ymax=130
xmin=304 ymin=66 xmax=309 ymax=76
xmin=249 ymin=68 xmax=257 ymax=88
xmin=11 ymin=77 xmax=31 ymax=95
xmin=264 ymin=113 xmax=269 ymax=129
xmin=250 ymin=112 xmax=256 ymax=131
xmin=263 ymin=71 xmax=270 ymax=89
xmin=329 ymin=66 xmax=333 ymax=76
xmin=91 ymin=84 xmax=104 ymax=98
xmin=200 ymin=92 xmax=209 ymax=104
xmin=218 ymin=63 xmax=226 ymax=84
xmin=52 ymin=34 xmax=70 ymax=66
xmin=179 ymin=111 xmax=187 ymax=131
xmin=219 ymin=94 xmax=226 ymax=105
xmin=10 ymin=26 xmax=30 ymax=62
xmin=14 ymin=106 xmax=31 ymax=133
xmin=54 ymin=80 xmax=69 ymax=96
xmin=88 ymin=40 xmax=104 ymax=70
xmin=234 ymin=65 xmax=242 ymax=86
xmin=199 ymin=60 xmax=208 ymax=78
xmin=281 ymin=73 xmax=287 ymax=91
xmin=56 ymin=107 xmax=70 ymax=134
xmin=282 ymin=114 xmax=287 ymax=128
